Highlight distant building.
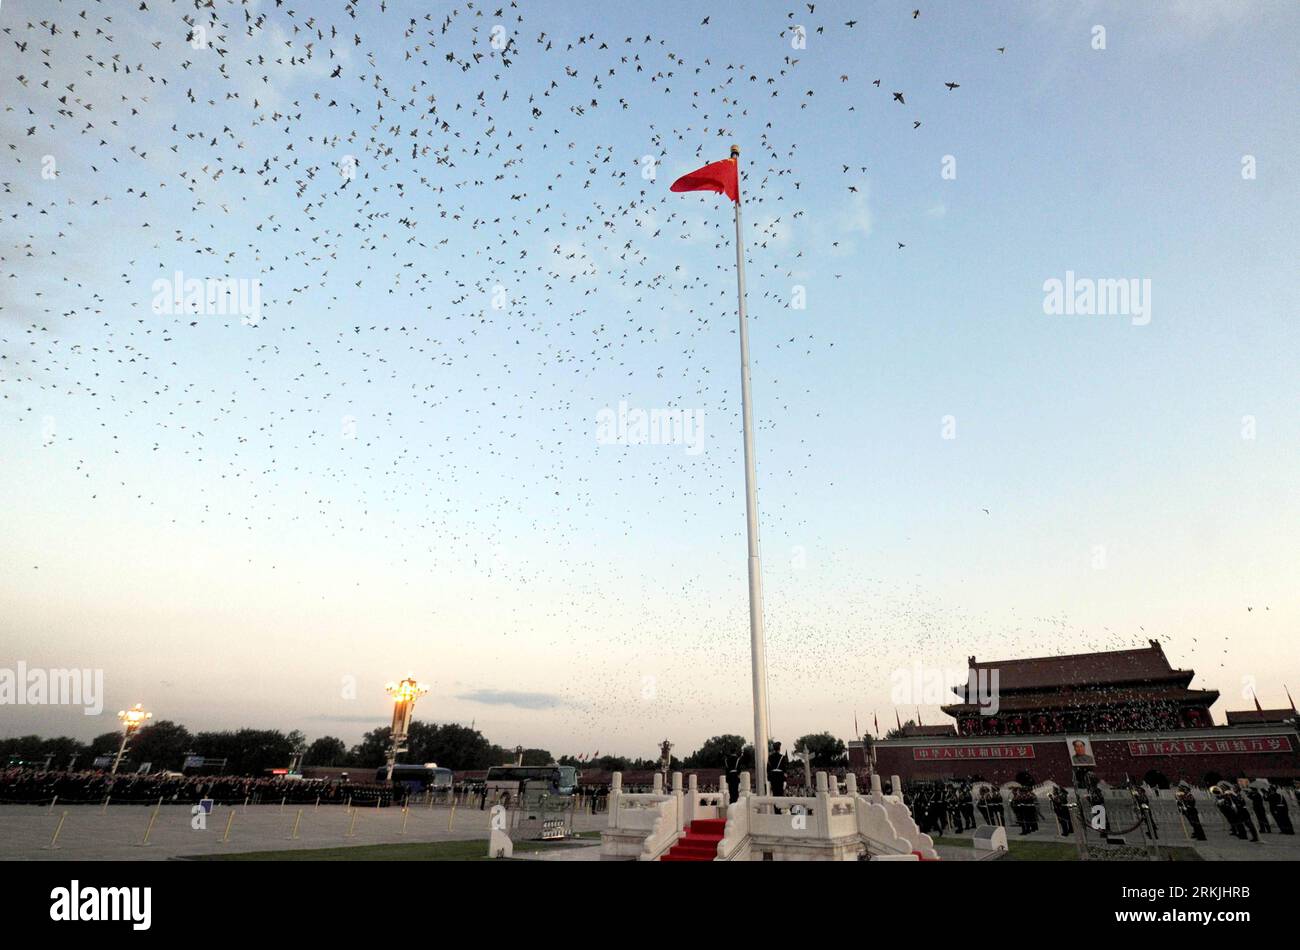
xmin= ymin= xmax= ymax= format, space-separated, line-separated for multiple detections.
xmin=943 ymin=640 xmax=1218 ymax=736
xmin=853 ymin=641 xmax=1299 ymax=787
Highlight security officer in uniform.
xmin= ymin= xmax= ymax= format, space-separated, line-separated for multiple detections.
xmin=989 ymin=786 xmax=1005 ymax=826
xmin=1246 ymin=786 xmax=1271 ymax=833
xmin=767 ymin=741 xmax=788 ymax=808
xmin=1266 ymin=785 xmax=1293 ymax=835
xmin=1230 ymin=787 xmax=1260 ymax=842
xmin=1051 ymin=786 xmax=1074 ymax=835
xmin=1175 ymin=785 xmax=1206 ymax=840
xmin=723 ymin=747 xmax=743 ymax=804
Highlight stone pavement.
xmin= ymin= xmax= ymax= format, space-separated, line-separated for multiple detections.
xmin=936 ymin=820 xmax=1300 ymax=861
xmin=514 ymin=840 xmax=602 ymax=861
xmin=0 ymin=803 xmax=609 ymax=861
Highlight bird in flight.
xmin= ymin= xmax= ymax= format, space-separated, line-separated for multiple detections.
xmin=945 ymin=82 xmax=960 ymax=91
xmin=893 ymin=92 xmax=905 ymax=104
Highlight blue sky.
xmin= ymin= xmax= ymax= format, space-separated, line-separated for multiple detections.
xmin=1 ymin=1 xmax=1297 ymax=757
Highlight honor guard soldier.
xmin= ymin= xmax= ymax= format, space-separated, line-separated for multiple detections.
xmin=1051 ymin=786 xmax=1074 ymax=835
xmin=1266 ymin=785 xmax=1293 ymax=835
xmin=1246 ymin=786 xmax=1271 ymax=833
xmin=723 ymin=748 xmax=743 ymax=804
xmin=1175 ymin=785 xmax=1206 ymax=840
xmin=767 ymin=741 xmax=788 ymax=801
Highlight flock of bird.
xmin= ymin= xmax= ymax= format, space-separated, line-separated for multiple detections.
xmin=1 ymin=1 xmax=1245 ymax=747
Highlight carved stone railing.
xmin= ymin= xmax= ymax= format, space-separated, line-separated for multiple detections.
xmin=715 ymin=771 xmax=752 ymax=860
xmin=683 ymin=773 xmax=728 ymax=828
xmin=864 ymin=772 xmax=936 ymax=859
xmin=637 ymin=796 xmax=682 ymax=861
xmin=601 ymin=771 xmax=685 ymax=860
xmin=601 ymin=769 xmax=939 ymax=861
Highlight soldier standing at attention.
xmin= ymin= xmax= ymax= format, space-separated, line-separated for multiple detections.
xmin=1051 ymin=786 xmax=1074 ymax=835
xmin=1230 ymin=788 xmax=1260 ymax=842
xmin=1247 ymin=786 xmax=1271 ymax=833
xmin=1266 ymin=785 xmax=1293 ymax=835
xmin=1176 ymin=786 xmax=1206 ymax=841
xmin=767 ymin=741 xmax=788 ymax=810
xmin=723 ymin=747 xmax=743 ymax=805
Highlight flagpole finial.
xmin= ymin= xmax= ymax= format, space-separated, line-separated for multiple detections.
xmin=730 ymin=144 xmax=740 ymax=158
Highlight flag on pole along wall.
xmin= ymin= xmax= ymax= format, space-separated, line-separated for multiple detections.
xmin=670 ymin=157 xmax=739 ymax=203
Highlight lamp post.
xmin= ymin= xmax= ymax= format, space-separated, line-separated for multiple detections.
xmin=111 ymin=704 xmax=152 ymax=776
xmin=384 ymin=677 xmax=428 ymax=781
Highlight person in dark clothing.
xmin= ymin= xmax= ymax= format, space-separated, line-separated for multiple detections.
xmin=1215 ymin=787 xmax=1259 ymax=842
xmin=1266 ymin=786 xmax=1293 ymax=835
xmin=1247 ymin=786 xmax=1271 ymax=833
xmin=723 ymin=748 xmax=743 ymax=804
xmin=960 ymin=785 xmax=976 ymax=830
xmin=767 ymin=741 xmax=788 ymax=811
xmin=1051 ymin=786 xmax=1073 ymax=835
xmin=1231 ymin=790 xmax=1260 ymax=842
xmin=1176 ymin=787 xmax=1206 ymax=840
xmin=947 ymin=787 xmax=963 ymax=832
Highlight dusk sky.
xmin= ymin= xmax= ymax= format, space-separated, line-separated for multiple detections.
xmin=2 ymin=0 xmax=1297 ymax=759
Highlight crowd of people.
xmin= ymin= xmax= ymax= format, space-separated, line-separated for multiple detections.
xmin=904 ymin=781 xmax=1053 ymax=837
xmin=902 ymin=777 xmax=1295 ymax=843
xmin=1208 ymin=782 xmax=1294 ymax=840
xmin=0 ymin=768 xmax=399 ymax=807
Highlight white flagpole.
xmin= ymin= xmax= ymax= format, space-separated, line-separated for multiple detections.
xmin=730 ymin=144 xmax=771 ymax=797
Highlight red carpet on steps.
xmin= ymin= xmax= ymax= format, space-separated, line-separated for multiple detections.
xmin=659 ymin=818 xmax=726 ymax=862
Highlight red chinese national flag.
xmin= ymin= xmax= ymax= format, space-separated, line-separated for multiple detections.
xmin=670 ymin=157 xmax=739 ymax=203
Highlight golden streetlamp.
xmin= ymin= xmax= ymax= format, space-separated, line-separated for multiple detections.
xmin=111 ymin=703 xmax=152 ymax=775
xmin=384 ymin=677 xmax=429 ymax=781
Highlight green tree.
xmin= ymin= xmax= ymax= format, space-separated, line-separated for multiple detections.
xmin=129 ymin=720 xmax=193 ymax=771
xmin=792 ymin=732 xmax=847 ymax=768
xmin=304 ymin=736 xmax=348 ymax=767
xmin=519 ymin=748 xmax=554 ymax=766
xmin=193 ymin=729 xmax=297 ymax=776
xmin=89 ymin=732 xmax=123 ymax=757
xmin=684 ymin=734 xmax=746 ymax=768
xmin=350 ymin=727 xmax=391 ymax=769
xmin=885 ymin=719 xmax=917 ymax=740
xmin=1 ymin=735 xmax=88 ymax=766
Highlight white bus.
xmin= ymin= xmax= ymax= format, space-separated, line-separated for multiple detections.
xmin=483 ymin=765 xmax=578 ymax=806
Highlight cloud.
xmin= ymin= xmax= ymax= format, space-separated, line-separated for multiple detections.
xmin=456 ymin=689 xmax=572 ymax=710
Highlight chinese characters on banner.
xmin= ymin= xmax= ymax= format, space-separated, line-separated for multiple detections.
xmin=913 ymin=744 xmax=1036 ymax=762
xmin=1128 ymin=735 xmax=1294 ymax=756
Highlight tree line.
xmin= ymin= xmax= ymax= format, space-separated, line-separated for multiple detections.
xmin=3 ymin=725 xmax=848 ymax=777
